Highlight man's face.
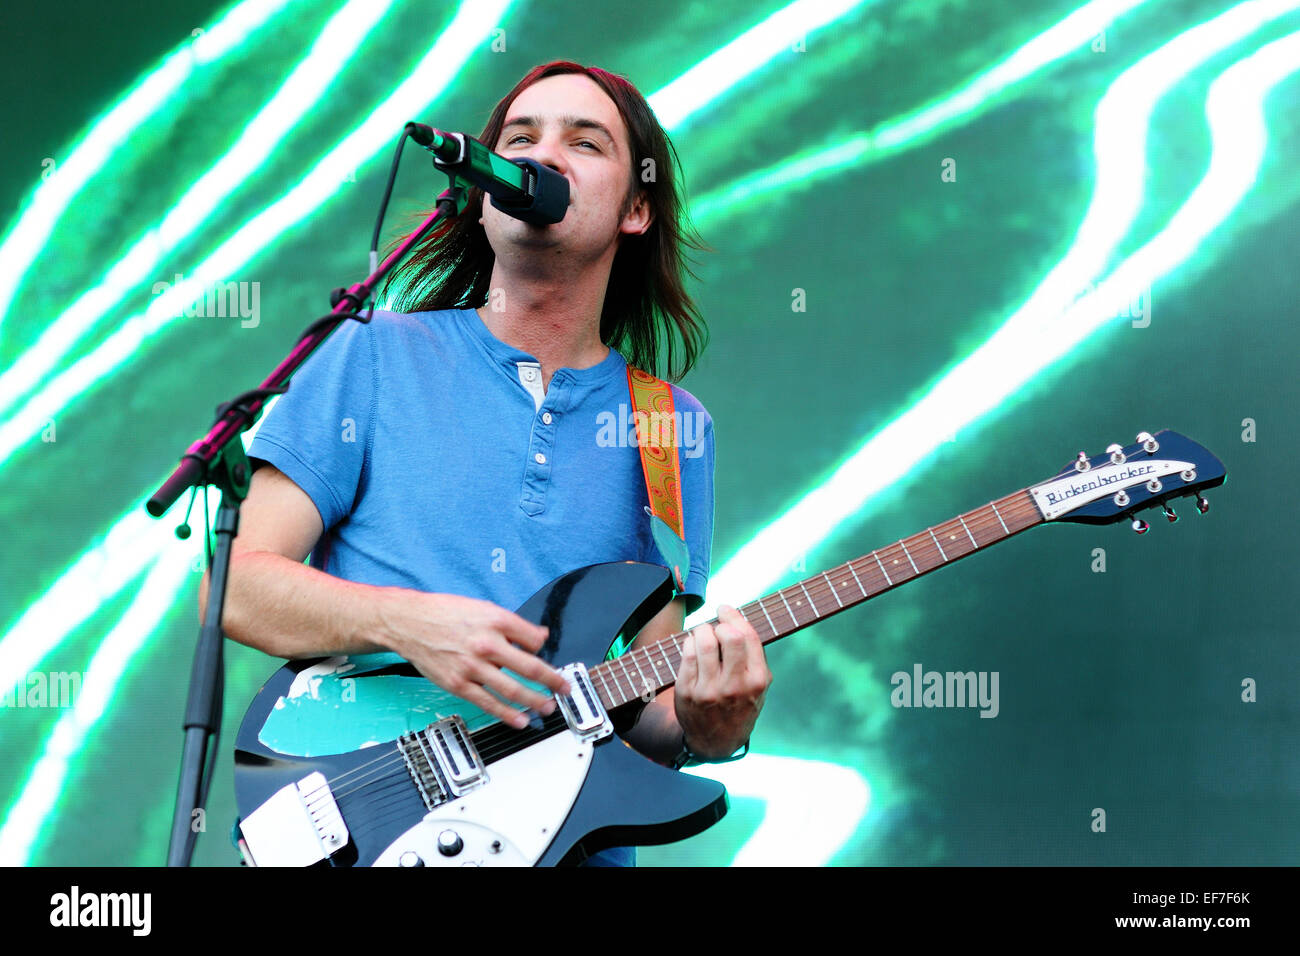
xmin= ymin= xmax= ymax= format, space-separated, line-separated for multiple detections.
xmin=479 ymin=73 xmax=651 ymax=265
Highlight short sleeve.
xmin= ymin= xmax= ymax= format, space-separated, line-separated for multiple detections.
xmin=246 ymin=317 xmax=376 ymax=531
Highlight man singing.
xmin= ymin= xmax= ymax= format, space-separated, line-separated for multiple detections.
xmin=201 ymin=61 xmax=771 ymax=866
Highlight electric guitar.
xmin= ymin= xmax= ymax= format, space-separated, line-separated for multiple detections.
xmin=233 ymin=428 xmax=1225 ymax=866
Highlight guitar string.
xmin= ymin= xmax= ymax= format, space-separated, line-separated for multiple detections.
xmin=591 ymin=495 xmax=1045 ymax=704
xmin=327 ymin=704 xmax=566 ymax=789
xmin=339 ymin=774 xmax=411 ymax=815
xmin=313 ymin=493 xmax=1060 ymax=806
xmin=322 ymin=732 xmax=502 ymax=799
xmin=324 ymin=719 xmax=566 ymax=800
xmin=352 ymin=805 xmax=426 ymax=839
xmin=326 ymin=732 xmax=541 ymax=804
xmin=311 ymin=697 xmax=570 ymax=795
xmin=345 ymin=784 xmax=412 ymax=818
xmin=331 ymin=722 xmax=574 ymax=815
xmin=323 ymin=632 xmax=677 ymax=798
xmin=325 ymin=734 xmax=512 ymax=799
xmin=343 ymin=747 xmax=558 ymax=835
xmin=320 ymin=496 xmax=1044 ymax=800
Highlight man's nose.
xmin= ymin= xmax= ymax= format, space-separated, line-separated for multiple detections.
xmin=521 ymin=136 xmax=567 ymax=176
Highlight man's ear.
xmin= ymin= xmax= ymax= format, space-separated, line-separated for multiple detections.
xmin=620 ymin=188 xmax=653 ymax=236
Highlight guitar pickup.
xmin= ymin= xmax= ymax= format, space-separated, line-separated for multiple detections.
xmin=238 ymin=771 xmax=349 ymax=867
xmin=555 ymin=663 xmax=613 ymax=742
xmin=404 ymin=716 xmax=488 ymax=798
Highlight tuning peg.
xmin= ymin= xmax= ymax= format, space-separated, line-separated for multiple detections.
xmin=1075 ymin=452 xmax=1091 ymax=473
xmin=1196 ymin=494 xmax=1210 ymax=514
xmin=1137 ymin=431 xmax=1159 ymax=453
xmin=1131 ymin=516 xmax=1149 ymax=534
xmin=1107 ymin=443 xmax=1127 ymax=464
xmin=1162 ymin=503 xmax=1177 ymax=522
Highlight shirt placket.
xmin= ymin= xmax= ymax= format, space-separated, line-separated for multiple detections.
xmin=516 ymin=361 xmax=563 ymax=516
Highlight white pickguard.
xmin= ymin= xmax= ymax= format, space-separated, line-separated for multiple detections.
xmin=373 ymin=730 xmax=594 ymax=866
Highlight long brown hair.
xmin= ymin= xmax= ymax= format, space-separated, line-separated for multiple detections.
xmin=380 ymin=61 xmax=710 ymax=381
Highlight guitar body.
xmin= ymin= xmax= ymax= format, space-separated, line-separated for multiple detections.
xmin=233 ymin=561 xmax=728 ymax=866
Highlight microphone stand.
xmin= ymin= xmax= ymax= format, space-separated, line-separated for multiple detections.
xmin=151 ymin=161 xmax=469 ymax=867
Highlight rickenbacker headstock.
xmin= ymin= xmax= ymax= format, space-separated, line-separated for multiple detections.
xmin=1028 ymin=429 xmax=1226 ymax=531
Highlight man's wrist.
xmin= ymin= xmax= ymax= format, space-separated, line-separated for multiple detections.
xmin=669 ymin=733 xmax=750 ymax=771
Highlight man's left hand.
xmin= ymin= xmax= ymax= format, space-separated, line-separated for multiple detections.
xmin=675 ymin=603 xmax=772 ymax=760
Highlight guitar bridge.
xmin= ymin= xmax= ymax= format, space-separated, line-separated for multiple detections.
xmin=398 ymin=716 xmax=488 ymax=811
xmin=556 ymin=663 xmax=613 ymax=742
xmin=238 ymin=771 xmax=349 ymax=867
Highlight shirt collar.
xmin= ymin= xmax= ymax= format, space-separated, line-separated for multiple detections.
xmin=457 ymin=307 xmax=625 ymax=387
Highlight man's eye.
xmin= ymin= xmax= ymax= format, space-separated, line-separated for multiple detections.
xmin=505 ymin=134 xmax=598 ymax=150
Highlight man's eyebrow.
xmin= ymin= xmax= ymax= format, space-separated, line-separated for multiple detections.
xmin=501 ymin=114 xmax=617 ymax=146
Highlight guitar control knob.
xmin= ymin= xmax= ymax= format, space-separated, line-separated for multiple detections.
xmin=1196 ymin=494 xmax=1210 ymax=514
xmin=1131 ymin=517 xmax=1149 ymax=534
xmin=1162 ymin=503 xmax=1177 ymax=522
xmin=398 ymin=851 xmax=424 ymax=867
xmin=437 ymin=829 xmax=464 ymax=857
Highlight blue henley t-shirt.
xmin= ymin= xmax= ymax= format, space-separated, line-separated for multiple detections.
xmin=245 ymin=306 xmax=716 ymax=866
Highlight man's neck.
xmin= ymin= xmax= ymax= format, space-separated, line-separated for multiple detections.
xmin=476 ymin=264 xmax=612 ymax=391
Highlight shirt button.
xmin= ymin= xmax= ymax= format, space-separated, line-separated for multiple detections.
xmin=522 ymin=368 xmax=537 ymax=381
xmin=542 ymin=412 xmax=553 ymax=424
xmin=534 ymin=452 xmax=547 ymax=464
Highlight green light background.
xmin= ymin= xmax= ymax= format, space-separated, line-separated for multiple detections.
xmin=0 ymin=0 xmax=1296 ymax=866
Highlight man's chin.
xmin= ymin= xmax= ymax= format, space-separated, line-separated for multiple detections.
xmin=507 ymin=221 xmax=562 ymax=246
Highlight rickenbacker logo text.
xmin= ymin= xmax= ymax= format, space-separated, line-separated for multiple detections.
xmin=1039 ymin=462 xmax=1156 ymax=507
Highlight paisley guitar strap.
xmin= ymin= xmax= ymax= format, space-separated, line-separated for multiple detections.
xmin=625 ymin=366 xmax=690 ymax=597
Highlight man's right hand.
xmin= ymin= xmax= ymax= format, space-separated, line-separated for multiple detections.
xmin=375 ymin=589 xmax=571 ymax=729
xmin=208 ymin=462 xmax=570 ymax=731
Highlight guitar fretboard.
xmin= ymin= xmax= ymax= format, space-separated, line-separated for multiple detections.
xmin=587 ymin=488 xmax=1043 ymax=709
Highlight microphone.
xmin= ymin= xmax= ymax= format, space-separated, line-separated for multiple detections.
xmin=405 ymin=123 xmax=569 ymax=226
